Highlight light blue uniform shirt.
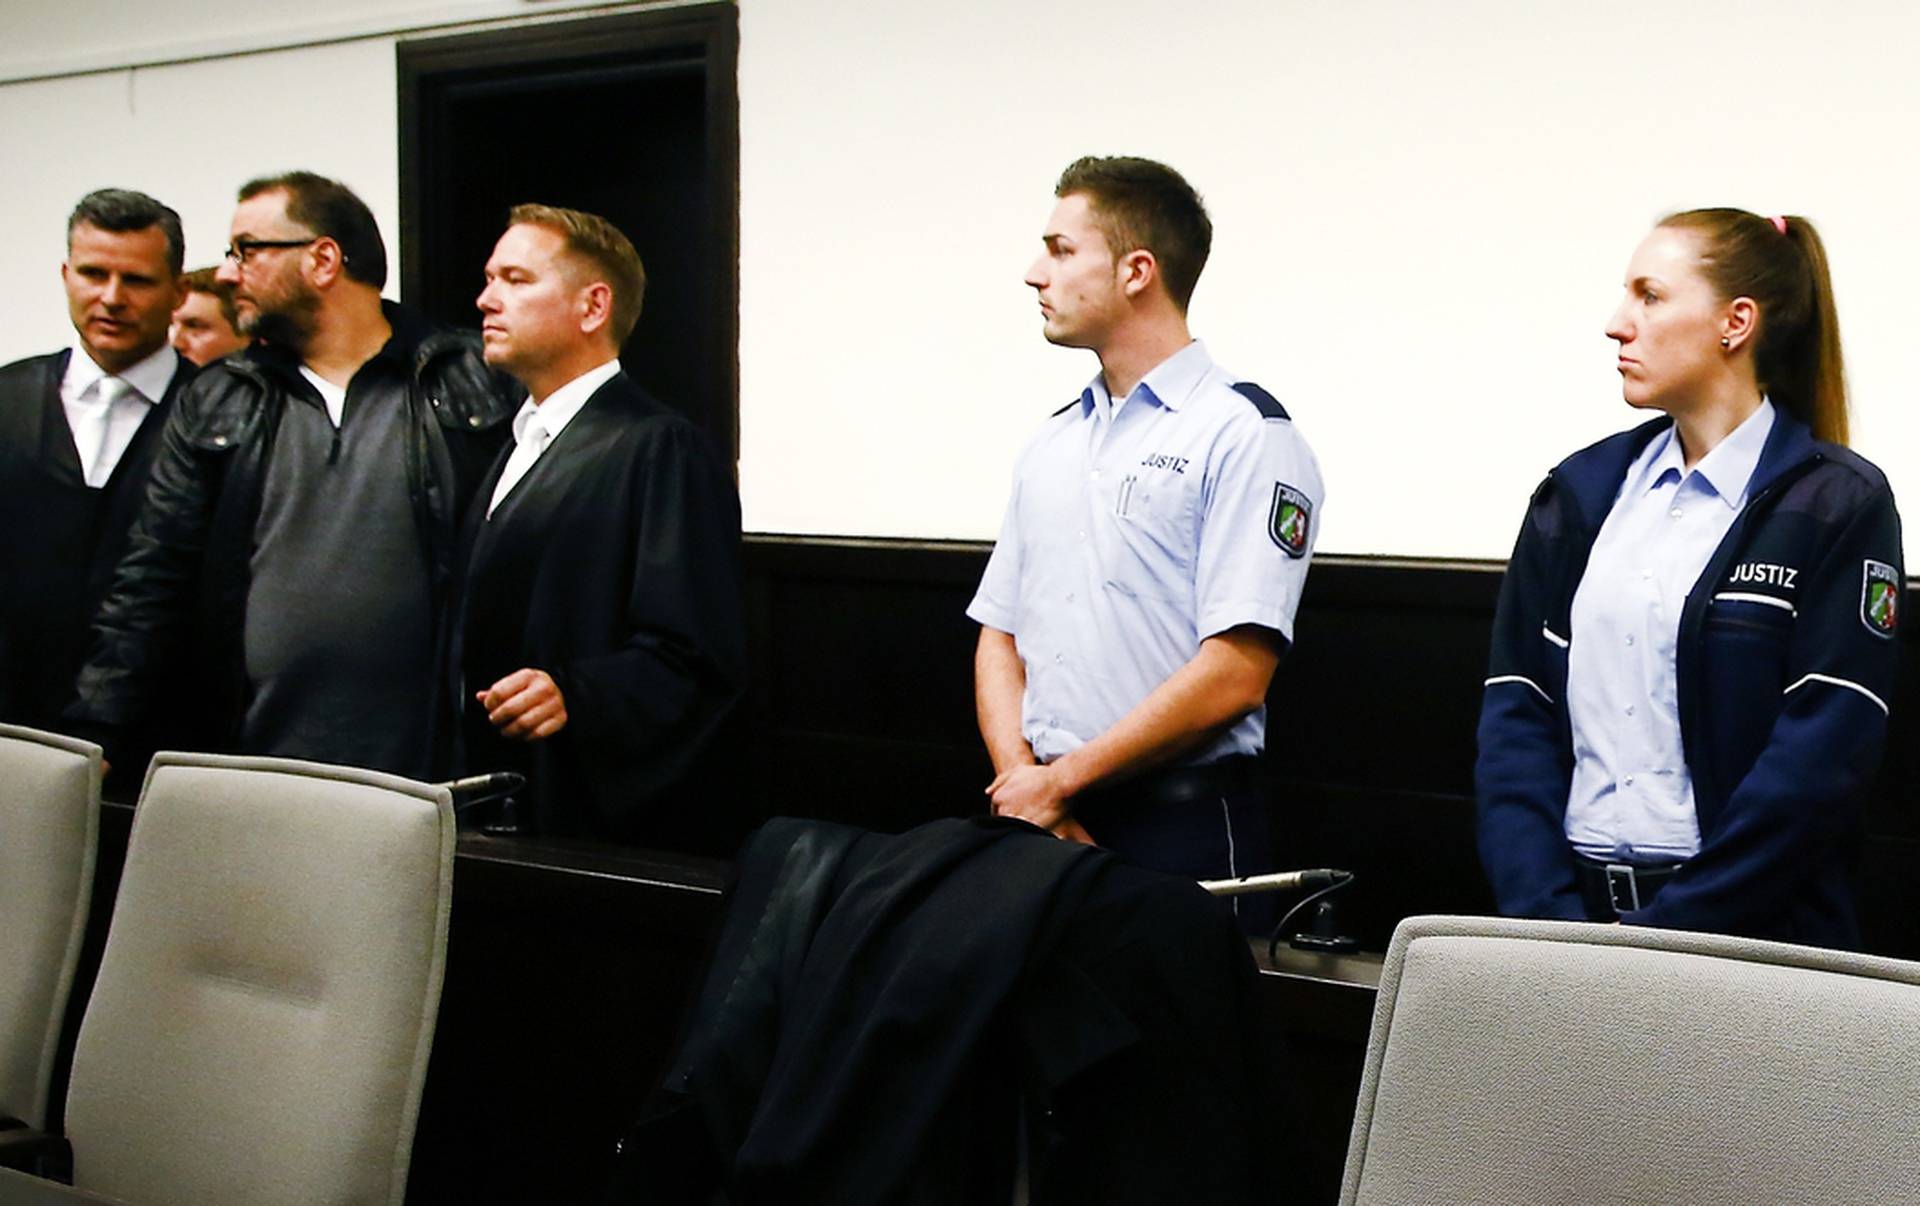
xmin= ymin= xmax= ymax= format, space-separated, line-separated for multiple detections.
xmin=967 ymin=340 xmax=1324 ymax=765
xmin=1565 ymin=400 xmax=1776 ymax=862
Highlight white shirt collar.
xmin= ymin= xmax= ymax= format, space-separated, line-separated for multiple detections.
xmin=64 ymin=341 xmax=178 ymax=404
xmin=513 ymin=358 xmax=622 ymax=448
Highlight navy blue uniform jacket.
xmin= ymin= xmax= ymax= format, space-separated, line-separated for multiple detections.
xmin=1476 ymin=413 xmax=1903 ymax=949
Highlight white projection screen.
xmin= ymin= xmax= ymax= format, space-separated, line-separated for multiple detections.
xmin=737 ymin=0 xmax=1920 ymax=559
xmin=0 ymin=1 xmax=1915 ymax=562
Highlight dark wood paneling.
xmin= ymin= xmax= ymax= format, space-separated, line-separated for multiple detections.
xmin=742 ymin=535 xmax=1920 ymax=959
xmin=44 ymin=537 xmax=1919 ymax=1205
xmin=740 ymin=538 xmax=1504 ymax=950
xmin=407 ymin=836 xmax=730 ymax=1204
xmin=743 ymin=537 xmax=995 ymax=832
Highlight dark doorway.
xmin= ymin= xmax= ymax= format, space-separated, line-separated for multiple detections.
xmin=396 ymin=15 xmax=738 ymax=1203
xmin=398 ymin=5 xmax=738 ymax=458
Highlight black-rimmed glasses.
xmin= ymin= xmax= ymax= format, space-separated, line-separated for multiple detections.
xmin=223 ymin=237 xmax=319 ymax=265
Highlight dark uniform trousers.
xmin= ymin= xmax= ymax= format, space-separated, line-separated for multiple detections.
xmin=1073 ymin=754 xmax=1277 ymax=933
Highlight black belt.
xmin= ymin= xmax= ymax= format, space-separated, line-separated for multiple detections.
xmin=1575 ymin=856 xmax=1682 ymax=917
xmin=1074 ymin=754 xmax=1261 ymax=814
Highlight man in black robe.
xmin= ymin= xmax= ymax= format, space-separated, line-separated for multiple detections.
xmin=0 ymin=189 xmax=192 ymax=781
xmin=454 ymin=204 xmax=746 ymax=846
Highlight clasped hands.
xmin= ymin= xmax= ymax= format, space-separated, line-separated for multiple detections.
xmin=985 ymin=762 xmax=1095 ymax=845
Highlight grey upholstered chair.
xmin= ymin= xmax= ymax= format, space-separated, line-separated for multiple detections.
xmin=0 ymin=725 xmax=102 ymax=1132
xmin=61 ymin=753 xmax=455 ymax=1206
xmin=1341 ymin=914 xmax=1920 ymax=1206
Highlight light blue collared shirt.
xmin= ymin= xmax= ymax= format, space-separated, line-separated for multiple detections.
xmin=1565 ymin=400 xmax=1777 ymax=862
xmin=967 ymin=340 xmax=1324 ymax=764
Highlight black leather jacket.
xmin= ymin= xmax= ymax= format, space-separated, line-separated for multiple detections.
xmin=70 ymin=303 xmax=518 ymax=755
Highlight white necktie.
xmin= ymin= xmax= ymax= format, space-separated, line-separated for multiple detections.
xmin=487 ymin=421 xmax=552 ymax=518
xmin=82 ymin=376 xmax=130 ymax=488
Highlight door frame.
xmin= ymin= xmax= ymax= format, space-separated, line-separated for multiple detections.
xmin=396 ymin=3 xmax=740 ymax=457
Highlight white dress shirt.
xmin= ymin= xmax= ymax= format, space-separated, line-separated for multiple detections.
xmin=1564 ymin=400 xmax=1776 ymax=863
xmin=486 ymin=358 xmax=622 ymax=518
xmin=60 ymin=342 xmax=176 ymax=487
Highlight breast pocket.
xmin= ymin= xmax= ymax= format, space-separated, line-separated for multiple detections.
xmin=1704 ymin=594 xmax=1794 ymax=690
xmin=1702 ymin=594 xmax=1794 ymax=768
xmin=1103 ymin=473 xmax=1197 ymax=603
xmin=1705 ymin=593 xmax=1795 ymax=647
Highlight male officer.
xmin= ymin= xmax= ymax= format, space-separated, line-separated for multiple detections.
xmin=169 ymin=266 xmax=249 ymax=365
xmin=453 ymin=204 xmax=745 ymax=844
xmin=968 ymin=157 xmax=1324 ymax=922
xmin=0 ymin=189 xmax=193 ymax=760
xmin=71 ymin=171 xmax=516 ymax=777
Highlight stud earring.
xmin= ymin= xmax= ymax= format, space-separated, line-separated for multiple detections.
xmin=1720 ymin=337 xmax=1731 ymax=349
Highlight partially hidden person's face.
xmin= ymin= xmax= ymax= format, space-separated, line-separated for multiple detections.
xmin=62 ymin=221 xmax=183 ymax=373
xmin=218 ymin=189 xmax=321 ymax=346
xmin=1605 ymin=226 xmax=1733 ymax=415
xmin=1024 ymin=192 xmax=1128 ymax=351
xmin=476 ymin=223 xmax=591 ymax=385
xmin=170 ymin=290 xmax=248 ymax=366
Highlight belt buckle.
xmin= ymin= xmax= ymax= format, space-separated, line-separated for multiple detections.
xmin=1603 ymin=863 xmax=1641 ymax=914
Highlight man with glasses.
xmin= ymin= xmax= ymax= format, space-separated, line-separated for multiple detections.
xmin=1 ymin=189 xmax=193 ymax=779
xmin=71 ymin=171 xmax=518 ymax=779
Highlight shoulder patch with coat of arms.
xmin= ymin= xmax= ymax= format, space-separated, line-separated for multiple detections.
xmin=1269 ymin=483 xmax=1312 ymax=558
xmin=1862 ymin=559 xmax=1899 ymax=638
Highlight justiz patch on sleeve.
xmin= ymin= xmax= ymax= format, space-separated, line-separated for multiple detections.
xmin=1862 ymin=559 xmax=1899 ymax=638
xmin=1269 ymin=483 xmax=1312 ymax=558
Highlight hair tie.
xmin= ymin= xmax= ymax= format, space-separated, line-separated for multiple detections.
xmin=1770 ymin=215 xmax=1788 ymax=236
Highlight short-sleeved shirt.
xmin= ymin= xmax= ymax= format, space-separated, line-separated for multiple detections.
xmin=967 ymin=340 xmax=1324 ymax=765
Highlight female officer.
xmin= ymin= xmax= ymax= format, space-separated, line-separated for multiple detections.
xmin=1476 ymin=209 xmax=1902 ymax=949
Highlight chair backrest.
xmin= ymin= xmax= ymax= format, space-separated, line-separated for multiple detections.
xmin=64 ymin=753 xmax=455 ymax=1206
xmin=1342 ymin=915 xmax=1920 ymax=1206
xmin=0 ymin=725 xmax=101 ymax=1130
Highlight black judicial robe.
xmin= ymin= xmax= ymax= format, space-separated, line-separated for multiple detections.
xmin=0 ymin=350 xmax=192 ymax=748
xmin=452 ymin=371 xmax=746 ymax=844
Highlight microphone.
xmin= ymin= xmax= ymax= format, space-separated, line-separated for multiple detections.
xmin=1198 ymin=868 xmax=1348 ymax=897
xmin=432 ymin=772 xmax=527 ymax=814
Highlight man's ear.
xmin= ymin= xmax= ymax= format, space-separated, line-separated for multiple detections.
xmin=579 ymin=280 xmax=614 ymax=336
xmin=307 ymin=237 xmax=347 ymax=289
xmin=1117 ymin=247 xmax=1158 ymax=300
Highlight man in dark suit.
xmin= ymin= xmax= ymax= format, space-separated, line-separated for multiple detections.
xmin=455 ymin=204 xmax=746 ymax=846
xmin=0 ymin=189 xmax=192 ymax=770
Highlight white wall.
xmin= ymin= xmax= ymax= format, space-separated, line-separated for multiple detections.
xmin=0 ymin=39 xmax=401 ymax=341
xmin=3 ymin=1 xmax=1916 ymax=559
xmin=0 ymin=1 xmax=619 ymax=80
xmin=737 ymin=0 xmax=1920 ymax=557
xmin=0 ymin=1 xmax=664 ymax=372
